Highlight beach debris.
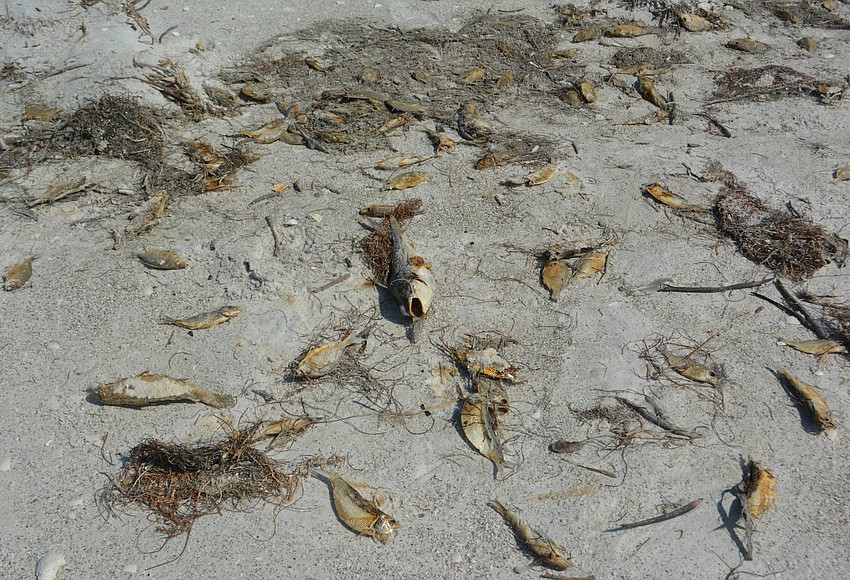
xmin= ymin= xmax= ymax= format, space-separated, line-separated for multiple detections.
xmin=525 ymin=165 xmax=556 ymax=186
xmin=440 ymin=333 xmax=523 ymax=383
xmin=92 ymin=372 xmax=235 ymax=409
xmin=659 ymin=346 xmax=719 ymax=386
xmin=360 ymin=199 xmax=423 ymax=283
xmin=102 ymin=424 xmax=322 ymax=537
xmin=657 ymin=277 xmax=774 ymax=294
xmin=549 ymin=440 xmax=587 ymax=454
xmin=835 ymin=165 xmax=850 ymax=181
xmin=571 ymin=251 xmax=607 ymax=282
xmin=137 ymin=249 xmax=189 ymax=270
xmin=423 ymin=129 xmax=456 ymax=154
xmin=388 ymin=216 xmax=435 ymax=319
xmin=616 ymin=394 xmax=699 ymax=438
xmin=461 ymin=67 xmax=486 ymax=84
xmin=798 ymin=36 xmax=818 ymax=52
xmin=572 ymin=27 xmax=598 ymax=42
xmin=609 ymin=499 xmax=701 ymax=531
xmin=461 ymin=394 xmax=506 ymax=469
xmin=488 ymin=500 xmax=574 ymax=570
xmin=140 ymin=58 xmax=215 ymax=118
xmin=605 ymin=23 xmax=653 ymax=38
xmin=185 ymin=140 xmax=255 ymax=191
xmin=384 ymin=171 xmax=427 ymax=191
xmin=714 ymin=66 xmax=844 ymax=104
xmin=457 ymin=102 xmax=492 ymax=140
xmin=35 ymin=552 xmax=66 ymax=580
xmin=314 ymin=469 xmax=400 ymax=544
xmin=643 ymin=183 xmax=707 ymax=212
xmin=23 ymin=105 xmax=62 ymax=121
xmin=3 ymin=257 xmax=33 ymax=291
xmin=735 ymin=457 xmax=778 ymax=560
xmin=161 ymin=306 xmax=242 ymax=330
xmin=726 ymin=38 xmax=771 ymax=54
xmin=28 ymin=175 xmax=90 ymax=208
xmin=542 ymin=259 xmax=571 ymax=301
xmin=777 ymin=339 xmax=847 ymax=357
xmin=294 ymin=329 xmax=368 ymax=379
xmin=712 ymin=164 xmax=848 ymax=280
xmin=636 ymin=75 xmax=667 ymax=109
xmin=241 ymin=119 xmax=287 ymax=144
xmin=255 ymin=415 xmax=315 ymax=447
xmin=777 ymin=368 xmax=836 ymax=431
xmin=679 ymin=13 xmax=714 ymax=32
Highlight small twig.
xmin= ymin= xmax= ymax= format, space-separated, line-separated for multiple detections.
xmin=158 ymin=25 xmax=178 ymax=43
xmin=561 ymin=457 xmax=617 ymax=478
xmin=752 ymin=292 xmax=796 ymax=318
xmin=659 ymin=277 xmax=774 ymax=293
xmin=265 ymin=215 xmax=281 ymax=257
xmin=309 ymin=274 xmax=351 ymax=294
xmin=541 ymin=574 xmax=596 ymax=580
xmin=774 ymin=280 xmax=829 ymax=339
xmin=608 ymin=499 xmax=701 ymax=531
xmin=694 ymin=112 xmax=732 ymax=137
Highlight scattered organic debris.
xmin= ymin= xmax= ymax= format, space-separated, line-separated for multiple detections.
xmin=294 ymin=328 xmax=368 ymax=379
xmin=657 ymin=277 xmax=774 ymax=294
xmin=439 ymin=333 xmax=523 ymax=383
xmin=711 ymin=162 xmax=848 ymax=280
xmin=384 ymin=171 xmax=427 ymax=191
xmin=186 ymin=140 xmax=256 ymax=192
xmin=255 ymin=415 xmax=315 ymax=448
xmin=161 ymin=306 xmax=243 ymax=330
xmin=537 ymin=243 xmax=609 ymax=300
xmin=28 ymin=175 xmax=91 ymax=208
xmin=714 ymin=65 xmax=845 ymax=104
xmin=488 ymin=500 xmax=574 ymax=570
xmin=92 ymin=372 xmax=235 ymax=409
xmin=137 ymin=249 xmax=190 ymax=270
xmin=776 ymin=368 xmax=836 ymax=431
xmin=3 ymin=257 xmax=33 ymax=291
xmin=616 ymin=395 xmax=699 ymax=439
xmin=360 ymin=199 xmax=423 ymax=284
xmin=642 ymin=183 xmax=707 ymax=213
xmin=140 ymin=59 xmax=218 ymax=119
xmin=102 ymin=424 xmax=324 ymax=537
xmin=314 ymin=469 xmax=400 ymax=544
xmin=549 ymin=439 xmax=587 ymax=454
xmin=734 ymin=457 xmax=778 ymax=560
xmin=609 ymin=499 xmax=701 ymax=531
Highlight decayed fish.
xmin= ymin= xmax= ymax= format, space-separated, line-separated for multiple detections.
xmin=256 ymin=415 xmax=314 ymax=445
xmin=389 ymin=216 xmax=435 ymax=319
xmin=726 ymin=38 xmax=771 ymax=54
xmin=542 ymin=259 xmax=570 ymax=300
xmin=488 ymin=500 xmax=574 ymax=570
xmin=161 ymin=306 xmax=242 ymax=330
xmin=241 ymin=119 xmax=287 ymax=144
xmin=423 ymin=129 xmax=455 ymax=154
xmin=295 ymin=329 xmax=368 ymax=379
xmin=137 ymin=250 xmax=189 ymax=270
xmin=636 ymin=75 xmax=667 ymax=110
xmin=777 ymin=339 xmax=847 ymax=357
xmin=525 ymin=165 xmax=556 ymax=187
xmin=777 ymin=368 xmax=836 ymax=431
xmin=3 ymin=258 xmax=33 ymax=291
xmin=359 ymin=204 xmax=397 ymax=218
xmin=316 ymin=470 xmax=400 ymax=543
xmin=605 ymin=23 xmax=653 ymax=38
xmin=571 ymin=251 xmax=607 ymax=281
xmin=384 ymin=171 xmax=427 ymax=191
xmin=375 ymin=156 xmax=432 ymax=171
xmin=659 ymin=347 xmax=719 ymax=385
xmin=461 ymin=395 xmax=506 ymax=468
xmin=92 ymin=372 xmax=235 ymax=408
xmin=737 ymin=456 xmax=777 ymax=560
xmin=453 ymin=346 xmax=522 ymax=383
xmin=643 ymin=183 xmax=707 ymax=212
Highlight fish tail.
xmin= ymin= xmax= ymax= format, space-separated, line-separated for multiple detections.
xmin=194 ymin=389 xmax=236 ymax=409
xmin=488 ymin=499 xmax=509 ymax=518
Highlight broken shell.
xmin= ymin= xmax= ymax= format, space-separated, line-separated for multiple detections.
xmin=384 ymin=171 xmax=427 ymax=191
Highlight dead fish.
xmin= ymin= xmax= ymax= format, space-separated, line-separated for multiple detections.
xmin=23 ymin=105 xmax=62 ymax=121
xmin=636 ymin=75 xmax=667 ymax=109
xmin=777 ymin=368 xmax=836 ymax=431
xmin=679 ymin=13 xmax=713 ymax=32
xmin=240 ymin=82 xmax=273 ymax=102
xmin=29 ymin=176 xmax=88 ymax=208
xmin=389 ymin=216 xmax=435 ymax=319
xmin=572 ymin=27 xmax=598 ymax=43
xmin=777 ymin=339 xmax=847 ymax=356
xmin=578 ymin=81 xmax=596 ymax=104
xmin=741 ymin=457 xmax=777 ymax=520
xmin=559 ymin=89 xmax=582 ymax=107
xmin=92 ymin=372 xmax=235 ymax=408
xmin=256 ymin=415 xmax=314 ymax=445
xmin=3 ymin=258 xmax=33 ymax=291
xmin=375 ymin=156 xmax=432 ymax=171
xmin=488 ymin=500 xmax=574 ymax=570
xmin=476 ymin=149 xmax=516 ymax=169
xmin=454 ymin=346 xmax=523 ymax=383
xmin=526 ymin=165 xmax=556 ymax=187
xmin=385 ymin=99 xmax=425 ymax=115
xmin=423 ymin=129 xmax=455 ymax=154
xmin=571 ymin=251 xmax=607 ymax=281
xmin=834 ymin=165 xmax=850 ymax=181
xmin=457 ymin=102 xmax=492 ymax=140
xmin=660 ymin=347 xmax=718 ymax=385
xmin=726 ymin=38 xmax=771 ymax=54
xmin=316 ymin=469 xmax=400 ymax=544
xmin=550 ymin=439 xmax=587 ymax=454
xmin=461 ymin=67 xmax=486 ymax=84
xmin=359 ymin=204 xmax=397 ymax=218
xmin=161 ymin=306 xmax=242 ymax=330
xmin=295 ymin=329 xmax=368 ymax=379
xmin=304 ymin=56 xmax=332 ymax=72
xmin=241 ymin=119 xmax=287 ymax=144
xmin=137 ymin=250 xmax=189 ymax=270
xmin=542 ymin=260 xmax=570 ymax=300
xmin=643 ymin=183 xmax=707 ymax=212
xmin=378 ymin=113 xmax=412 ymax=134
xmin=605 ymin=23 xmax=653 ymax=38
xmin=461 ymin=395 xmax=506 ymax=468
xmin=384 ymin=171 xmax=427 ymax=191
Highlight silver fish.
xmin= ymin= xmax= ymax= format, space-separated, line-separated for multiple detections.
xmin=161 ymin=306 xmax=242 ymax=330
xmin=389 ymin=216 xmax=435 ymax=319
xmin=92 ymin=372 xmax=235 ymax=408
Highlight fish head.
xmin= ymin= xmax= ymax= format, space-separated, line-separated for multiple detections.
xmin=221 ymin=305 xmax=243 ymax=318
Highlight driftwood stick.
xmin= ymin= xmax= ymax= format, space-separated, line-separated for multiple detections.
xmin=774 ymin=280 xmax=829 ymax=339
xmin=265 ymin=215 xmax=281 ymax=257
xmin=609 ymin=499 xmax=701 ymax=531
xmin=658 ymin=277 xmax=774 ymax=293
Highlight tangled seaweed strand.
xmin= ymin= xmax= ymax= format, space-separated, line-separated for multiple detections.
xmin=710 ymin=163 xmax=848 ymax=281
xmin=102 ymin=424 xmax=308 ymax=537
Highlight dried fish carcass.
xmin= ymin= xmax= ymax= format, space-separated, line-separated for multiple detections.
xmin=423 ymin=129 xmax=455 ymax=154
xmin=388 ymin=216 xmax=435 ymax=319
xmin=643 ymin=183 xmax=707 ymax=212
xmin=460 ymin=395 xmax=506 ymax=469
xmin=679 ymin=13 xmax=713 ymax=32
xmin=317 ymin=470 xmax=399 ymax=543
xmin=3 ymin=258 xmax=33 ymax=291
xmin=659 ymin=347 xmax=719 ymax=385
xmin=384 ymin=171 xmax=427 ymax=191
xmin=256 ymin=415 xmax=315 ymax=444
xmin=605 ymin=23 xmax=653 ymax=38
xmin=542 ymin=259 xmax=570 ymax=300
xmin=777 ymin=339 xmax=847 ymax=357
xmin=737 ymin=456 xmax=777 ymax=560
xmin=636 ymin=75 xmax=667 ymax=110
xmin=777 ymin=368 xmax=836 ymax=431
xmin=241 ymin=119 xmax=287 ymax=144
xmin=375 ymin=156 xmax=432 ymax=171
xmin=453 ymin=345 xmax=522 ymax=383
xmin=295 ymin=329 xmax=368 ymax=379
xmin=161 ymin=306 xmax=242 ymax=330
xmin=92 ymin=372 xmax=235 ymax=408
xmin=525 ymin=165 xmax=556 ymax=187
xmin=571 ymin=250 xmax=607 ymax=282
xmin=488 ymin=500 xmax=574 ymax=570
xmin=137 ymin=250 xmax=189 ymax=270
